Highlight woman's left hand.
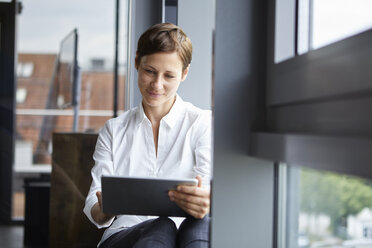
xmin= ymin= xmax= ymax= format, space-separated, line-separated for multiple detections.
xmin=168 ymin=175 xmax=210 ymax=219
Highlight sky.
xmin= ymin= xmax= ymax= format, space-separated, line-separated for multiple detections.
xmin=17 ymin=0 xmax=128 ymax=70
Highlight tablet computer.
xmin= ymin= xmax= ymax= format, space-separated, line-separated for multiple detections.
xmin=101 ymin=176 xmax=198 ymax=217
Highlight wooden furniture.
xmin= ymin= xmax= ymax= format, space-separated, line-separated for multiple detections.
xmin=50 ymin=133 xmax=104 ymax=248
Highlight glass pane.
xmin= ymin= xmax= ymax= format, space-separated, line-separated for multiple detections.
xmin=297 ymin=0 xmax=311 ymax=55
xmin=14 ymin=0 xmax=128 ymax=219
xmin=274 ymin=0 xmax=296 ymax=63
xmin=312 ymin=0 xmax=372 ymax=49
xmin=279 ymin=164 xmax=372 ymax=248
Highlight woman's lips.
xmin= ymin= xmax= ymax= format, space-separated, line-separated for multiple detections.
xmin=147 ymin=91 xmax=162 ymax=98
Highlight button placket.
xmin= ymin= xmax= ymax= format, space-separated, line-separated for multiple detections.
xmin=155 ymin=121 xmax=168 ymax=176
xmin=144 ymin=120 xmax=156 ymax=175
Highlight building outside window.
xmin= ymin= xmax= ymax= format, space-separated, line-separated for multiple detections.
xmin=13 ymin=0 xmax=128 ymax=220
xmin=279 ymin=165 xmax=372 ymax=247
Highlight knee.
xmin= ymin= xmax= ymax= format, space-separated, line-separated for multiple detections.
xmin=153 ymin=217 xmax=177 ymax=233
xmin=178 ymin=217 xmax=210 ymax=248
xmin=148 ymin=217 xmax=177 ymax=239
xmin=136 ymin=218 xmax=177 ymax=247
xmin=179 ymin=216 xmax=210 ymax=234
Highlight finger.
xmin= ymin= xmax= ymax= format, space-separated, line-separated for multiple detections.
xmin=172 ymin=197 xmax=209 ymax=212
xmin=170 ymin=190 xmax=199 ymax=203
xmin=176 ymin=185 xmax=209 ymax=197
xmin=169 ymin=190 xmax=209 ymax=207
xmin=175 ymin=200 xmax=208 ymax=219
xmin=173 ymin=198 xmax=202 ymax=212
xmin=96 ymin=191 xmax=103 ymax=208
xmin=96 ymin=191 xmax=102 ymax=201
xmin=169 ymin=190 xmax=210 ymax=219
xmin=196 ymin=175 xmax=203 ymax=188
xmin=187 ymin=209 xmax=207 ymax=219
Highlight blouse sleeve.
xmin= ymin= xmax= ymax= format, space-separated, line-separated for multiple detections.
xmin=193 ymin=110 xmax=213 ymax=186
xmin=83 ymin=119 xmax=115 ymax=228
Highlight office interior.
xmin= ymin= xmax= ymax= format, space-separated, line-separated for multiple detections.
xmin=1 ymin=0 xmax=372 ymax=247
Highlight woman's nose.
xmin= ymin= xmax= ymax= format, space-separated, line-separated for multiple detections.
xmin=151 ymin=75 xmax=163 ymax=89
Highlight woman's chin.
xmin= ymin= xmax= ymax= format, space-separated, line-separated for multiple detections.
xmin=142 ymin=96 xmax=174 ymax=109
xmin=143 ymin=99 xmax=163 ymax=108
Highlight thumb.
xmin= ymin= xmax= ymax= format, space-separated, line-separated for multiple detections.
xmin=96 ymin=191 xmax=103 ymax=208
xmin=196 ymin=175 xmax=203 ymax=188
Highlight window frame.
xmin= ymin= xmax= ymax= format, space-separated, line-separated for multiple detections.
xmin=250 ymin=0 xmax=372 ymax=179
xmin=249 ymin=1 xmax=372 ymax=247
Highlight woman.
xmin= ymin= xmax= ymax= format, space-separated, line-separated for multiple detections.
xmin=84 ymin=23 xmax=212 ymax=248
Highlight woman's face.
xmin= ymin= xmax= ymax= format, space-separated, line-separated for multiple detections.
xmin=136 ymin=51 xmax=189 ymax=111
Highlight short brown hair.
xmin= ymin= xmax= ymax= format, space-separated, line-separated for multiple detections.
xmin=136 ymin=23 xmax=192 ymax=71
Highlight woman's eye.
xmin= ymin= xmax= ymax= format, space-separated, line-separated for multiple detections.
xmin=145 ymin=69 xmax=154 ymax=74
xmin=165 ymin=74 xmax=175 ymax=79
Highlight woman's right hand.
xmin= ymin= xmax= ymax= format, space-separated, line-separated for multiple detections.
xmin=91 ymin=191 xmax=114 ymax=225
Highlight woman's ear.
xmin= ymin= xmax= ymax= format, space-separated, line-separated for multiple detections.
xmin=181 ymin=64 xmax=190 ymax=82
xmin=135 ymin=52 xmax=139 ymax=70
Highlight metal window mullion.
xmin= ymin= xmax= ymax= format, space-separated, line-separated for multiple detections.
xmin=308 ymin=0 xmax=313 ymax=50
xmin=125 ymin=0 xmax=133 ymax=110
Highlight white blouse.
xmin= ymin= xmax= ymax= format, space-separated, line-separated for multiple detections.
xmin=83 ymin=95 xmax=212 ymax=245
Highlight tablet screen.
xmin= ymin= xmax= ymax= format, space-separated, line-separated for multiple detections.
xmin=101 ymin=176 xmax=198 ymax=217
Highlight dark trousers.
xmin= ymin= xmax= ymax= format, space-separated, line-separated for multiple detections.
xmin=99 ymin=216 xmax=210 ymax=248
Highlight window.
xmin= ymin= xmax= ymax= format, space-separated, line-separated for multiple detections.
xmin=275 ymin=0 xmax=372 ymax=62
xmin=17 ymin=62 xmax=34 ymax=77
xmin=13 ymin=0 xmax=129 ymax=220
xmin=279 ymin=164 xmax=372 ymax=247
xmin=163 ymin=0 xmax=178 ymax=24
xmin=250 ymin=1 xmax=372 ymax=247
xmin=311 ymin=0 xmax=372 ymax=50
xmin=16 ymin=87 xmax=27 ymax=104
xmin=274 ymin=0 xmax=296 ymax=63
xmin=363 ymin=227 xmax=372 ymax=239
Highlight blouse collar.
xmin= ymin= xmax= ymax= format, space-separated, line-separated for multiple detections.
xmin=135 ymin=94 xmax=184 ymax=129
